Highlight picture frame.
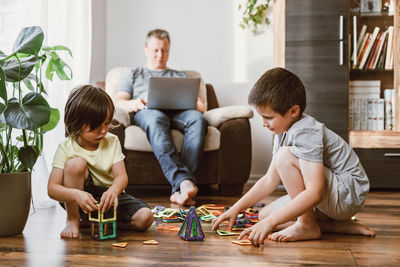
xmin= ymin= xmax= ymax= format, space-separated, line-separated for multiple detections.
xmin=360 ymin=0 xmax=382 ymax=13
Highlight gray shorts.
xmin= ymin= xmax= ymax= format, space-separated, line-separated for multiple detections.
xmin=270 ymin=167 xmax=362 ymax=220
xmin=60 ymin=173 xmax=150 ymax=223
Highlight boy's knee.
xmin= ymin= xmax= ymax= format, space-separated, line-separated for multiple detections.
xmin=258 ymin=204 xmax=276 ymax=221
xmin=64 ymin=157 xmax=87 ymax=175
xmin=131 ymin=207 xmax=154 ymax=231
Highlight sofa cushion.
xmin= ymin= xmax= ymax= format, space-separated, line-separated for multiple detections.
xmin=124 ymin=125 xmax=220 ymax=152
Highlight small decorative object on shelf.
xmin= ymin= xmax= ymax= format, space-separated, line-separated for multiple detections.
xmin=89 ymin=204 xmax=117 ymax=241
xmin=178 ymin=206 xmax=204 ymax=241
xmin=360 ymin=0 xmax=382 ymax=13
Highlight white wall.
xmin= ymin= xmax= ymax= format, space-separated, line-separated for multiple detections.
xmin=95 ymin=0 xmax=275 ymax=178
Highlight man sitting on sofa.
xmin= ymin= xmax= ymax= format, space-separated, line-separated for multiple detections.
xmin=114 ymin=29 xmax=208 ymax=206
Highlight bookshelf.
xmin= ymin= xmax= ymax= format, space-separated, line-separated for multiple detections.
xmin=349 ymin=0 xmax=400 ymax=148
xmin=274 ymin=0 xmax=400 ymax=188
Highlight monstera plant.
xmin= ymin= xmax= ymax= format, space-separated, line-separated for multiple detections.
xmin=0 ymin=26 xmax=72 ymax=173
xmin=0 ymin=26 xmax=72 ymax=236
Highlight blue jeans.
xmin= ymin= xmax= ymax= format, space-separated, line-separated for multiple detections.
xmin=133 ymin=109 xmax=208 ymax=193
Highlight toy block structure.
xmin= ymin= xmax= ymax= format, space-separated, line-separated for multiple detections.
xmin=89 ymin=204 xmax=117 ymax=240
xmin=178 ymin=206 xmax=204 ymax=241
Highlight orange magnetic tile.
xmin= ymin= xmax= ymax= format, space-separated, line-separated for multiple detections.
xmin=143 ymin=240 xmax=159 ymax=245
xmin=232 ymin=240 xmax=253 ymax=246
xmin=112 ymin=242 xmax=128 ymax=248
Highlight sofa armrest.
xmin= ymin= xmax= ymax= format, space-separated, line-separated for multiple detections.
xmin=203 ymin=105 xmax=253 ymax=128
xmin=113 ymin=106 xmax=131 ymax=127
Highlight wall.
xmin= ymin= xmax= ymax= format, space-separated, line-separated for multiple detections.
xmin=92 ymin=0 xmax=275 ymax=178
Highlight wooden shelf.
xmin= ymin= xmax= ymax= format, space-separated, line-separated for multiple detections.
xmin=349 ymin=130 xmax=400 ymax=148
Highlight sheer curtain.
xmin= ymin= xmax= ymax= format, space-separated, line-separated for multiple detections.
xmin=17 ymin=0 xmax=92 ymax=208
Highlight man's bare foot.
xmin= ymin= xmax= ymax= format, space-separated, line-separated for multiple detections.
xmin=60 ymin=219 xmax=80 ymax=239
xmin=319 ymin=220 xmax=376 ymax=237
xmin=268 ymin=220 xmax=321 ymax=242
xmin=170 ymin=191 xmax=195 ymax=206
xmin=180 ymin=180 xmax=198 ymax=204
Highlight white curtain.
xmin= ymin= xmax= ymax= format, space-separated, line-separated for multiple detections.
xmin=14 ymin=0 xmax=92 ymax=207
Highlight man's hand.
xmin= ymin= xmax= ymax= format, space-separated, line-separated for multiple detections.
xmin=75 ymin=190 xmax=98 ymax=214
xmin=99 ymin=188 xmax=119 ymax=213
xmin=238 ymin=218 xmax=274 ymax=246
xmin=211 ymin=206 xmax=240 ymax=232
xmin=130 ymin=99 xmax=147 ymax=112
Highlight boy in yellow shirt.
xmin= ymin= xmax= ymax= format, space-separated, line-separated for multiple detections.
xmin=48 ymin=85 xmax=153 ymax=238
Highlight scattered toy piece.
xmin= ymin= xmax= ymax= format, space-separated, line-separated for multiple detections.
xmin=216 ymin=230 xmax=240 ymax=236
xmin=156 ymin=225 xmax=180 ymax=231
xmin=351 ymin=216 xmax=357 ymax=221
xmin=178 ymin=206 xmax=204 ymax=241
xmin=232 ymin=240 xmax=253 ymax=246
xmin=143 ymin=240 xmax=159 ymax=245
xmin=112 ymin=242 xmax=128 ymax=248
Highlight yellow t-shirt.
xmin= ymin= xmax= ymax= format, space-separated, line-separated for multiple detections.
xmin=52 ymin=132 xmax=125 ymax=187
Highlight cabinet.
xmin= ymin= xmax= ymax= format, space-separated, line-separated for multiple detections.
xmin=274 ymin=0 xmax=400 ymax=188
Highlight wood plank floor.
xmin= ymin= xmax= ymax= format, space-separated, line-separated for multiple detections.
xmin=0 ymin=190 xmax=399 ymax=266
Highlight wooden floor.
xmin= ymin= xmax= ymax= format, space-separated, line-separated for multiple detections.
xmin=1 ymin=190 xmax=399 ymax=266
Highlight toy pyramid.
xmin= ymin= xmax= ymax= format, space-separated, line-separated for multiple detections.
xmin=178 ymin=206 xmax=204 ymax=241
xmin=89 ymin=204 xmax=117 ymax=240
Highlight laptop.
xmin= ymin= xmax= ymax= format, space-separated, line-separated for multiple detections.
xmin=147 ymin=77 xmax=200 ymax=110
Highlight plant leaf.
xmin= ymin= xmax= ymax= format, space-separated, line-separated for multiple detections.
xmin=1 ymin=55 xmax=38 ymax=82
xmin=18 ymin=145 xmax=38 ymax=170
xmin=12 ymin=26 xmax=44 ymax=56
xmin=0 ymin=66 xmax=7 ymax=114
xmin=4 ymin=93 xmax=50 ymax=130
xmin=45 ymin=58 xmax=54 ymax=81
xmin=50 ymin=45 xmax=73 ymax=57
xmin=40 ymin=107 xmax=59 ymax=133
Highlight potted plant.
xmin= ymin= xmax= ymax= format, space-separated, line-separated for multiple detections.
xmin=0 ymin=26 xmax=72 ymax=236
xmin=238 ymin=0 xmax=271 ymax=34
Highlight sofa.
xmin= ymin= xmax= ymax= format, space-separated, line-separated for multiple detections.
xmin=101 ymin=67 xmax=253 ymax=196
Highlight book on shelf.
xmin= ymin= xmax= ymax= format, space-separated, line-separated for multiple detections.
xmin=355 ymin=33 xmax=371 ymax=68
xmin=371 ymin=30 xmax=388 ymax=69
xmin=352 ymin=24 xmax=367 ymax=66
xmin=376 ymin=35 xmax=388 ymax=70
xmin=385 ymin=26 xmax=394 ymax=70
xmin=349 ymin=80 xmax=382 ymax=131
xmin=384 ymin=89 xmax=394 ymax=130
xmin=358 ymin=27 xmax=380 ymax=69
xmin=366 ymin=32 xmax=382 ymax=69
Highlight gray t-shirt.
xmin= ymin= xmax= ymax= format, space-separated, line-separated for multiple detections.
xmin=273 ymin=113 xmax=369 ymax=206
xmin=117 ymin=66 xmax=187 ymax=101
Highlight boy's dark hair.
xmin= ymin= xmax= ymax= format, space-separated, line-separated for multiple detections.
xmin=248 ymin=67 xmax=306 ymax=116
xmin=64 ymin=85 xmax=115 ymax=138
xmin=145 ymin=29 xmax=170 ymax=45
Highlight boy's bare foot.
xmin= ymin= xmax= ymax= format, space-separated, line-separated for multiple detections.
xmin=319 ymin=220 xmax=376 ymax=237
xmin=268 ymin=220 xmax=321 ymax=242
xmin=170 ymin=181 xmax=198 ymax=206
xmin=60 ymin=219 xmax=80 ymax=239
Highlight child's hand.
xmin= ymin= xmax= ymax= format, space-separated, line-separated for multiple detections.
xmin=238 ymin=219 xmax=274 ymax=246
xmin=99 ymin=188 xmax=119 ymax=213
xmin=75 ymin=191 xmax=98 ymax=214
xmin=211 ymin=207 xmax=240 ymax=232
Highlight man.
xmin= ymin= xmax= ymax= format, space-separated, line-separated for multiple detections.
xmin=115 ymin=29 xmax=207 ymax=206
